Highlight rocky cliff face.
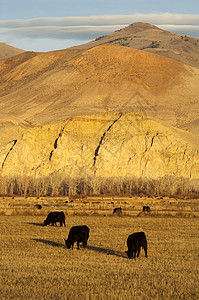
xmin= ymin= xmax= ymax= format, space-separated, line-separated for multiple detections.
xmin=0 ymin=112 xmax=198 ymax=195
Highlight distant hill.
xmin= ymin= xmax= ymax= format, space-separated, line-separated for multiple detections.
xmin=0 ymin=24 xmax=198 ymax=196
xmin=0 ymin=43 xmax=24 ymax=60
xmin=73 ymin=22 xmax=199 ymax=69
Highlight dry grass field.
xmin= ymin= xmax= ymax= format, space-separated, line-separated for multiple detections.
xmin=0 ymin=196 xmax=199 ymax=299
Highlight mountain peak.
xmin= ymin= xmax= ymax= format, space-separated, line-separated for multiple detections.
xmin=123 ymin=22 xmax=162 ymax=33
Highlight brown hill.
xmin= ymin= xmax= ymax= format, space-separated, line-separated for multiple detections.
xmin=0 ymin=42 xmax=198 ymax=195
xmin=0 ymin=43 xmax=24 ymax=60
xmin=73 ymin=22 xmax=199 ymax=69
xmin=0 ymin=44 xmax=198 ymax=137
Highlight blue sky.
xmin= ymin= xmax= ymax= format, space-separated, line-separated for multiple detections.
xmin=1 ymin=0 xmax=199 ymax=51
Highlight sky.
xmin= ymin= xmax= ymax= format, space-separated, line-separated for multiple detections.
xmin=1 ymin=0 xmax=199 ymax=52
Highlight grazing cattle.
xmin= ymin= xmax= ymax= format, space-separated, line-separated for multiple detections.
xmin=65 ymin=225 xmax=89 ymax=249
xmin=143 ymin=206 xmax=150 ymax=212
xmin=113 ymin=207 xmax=122 ymax=215
xmin=44 ymin=211 xmax=66 ymax=226
xmin=125 ymin=232 xmax=147 ymax=259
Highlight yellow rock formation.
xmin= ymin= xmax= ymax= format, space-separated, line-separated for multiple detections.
xmin=0 ymin=113 xmax=198 ymax=182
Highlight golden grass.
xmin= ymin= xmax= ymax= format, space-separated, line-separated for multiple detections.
xmin=0 ymin=209 xmax=199 ymax=299
xmin=0 ymin=196 xmax=199 ymax=217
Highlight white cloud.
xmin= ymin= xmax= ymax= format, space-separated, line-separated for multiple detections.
xmin=1 ymin=13 xmax=199 ymax=28
xmin=0 ymin=25 xmax=126 ymax=40
xmin=158 ymin=24 xmax=199 ymax=36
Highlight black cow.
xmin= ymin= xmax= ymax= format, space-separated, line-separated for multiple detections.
xmin=35 ymin=204 xmax=42 ymax=209
xmin=44 ymin=211 xmax=66 ymax=226
xmin=64 ymin=225 xmax=89 ymax=249
xmin=143 ymin=206 xmax=150 ymax=212
xmin=125 ymin=232 xmax=147 ymax=259
xmin=113 ymin=207 xmax=122 ymax=215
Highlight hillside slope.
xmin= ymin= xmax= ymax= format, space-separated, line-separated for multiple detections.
xmin=0 ymin=43 xmax=24 ymax=60
xmin=0 ymin=38 xmax=199 ymax=195
xmin=73 ymin=22 xmax=199 ymax=69
xmin=0 ymin=44 xmax=199 ymax=136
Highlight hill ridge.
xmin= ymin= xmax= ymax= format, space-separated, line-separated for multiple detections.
xmin=0 ymin=42 xmax=24 ymax=60
xmin=72 ymin=22 xmax=199 ymax=69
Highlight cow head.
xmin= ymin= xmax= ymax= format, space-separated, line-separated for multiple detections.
xmin=64 ymin=239 xmax=71 ymax=249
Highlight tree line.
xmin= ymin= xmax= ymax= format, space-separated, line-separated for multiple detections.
xmin=0 ymin=175 xmax=198 ymax=198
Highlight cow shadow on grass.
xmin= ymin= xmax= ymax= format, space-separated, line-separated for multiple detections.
xmin=86 ymin=245 xmax=126 ymax=258
xmin=31 ymin=239 xmax=126 ymax=257
xmin=32 ymin=238 xmax=65 ymax=248
xmin=28 ymin=222 xmax=44 ymax=227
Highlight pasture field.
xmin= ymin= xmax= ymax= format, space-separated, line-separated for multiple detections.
xmin=0 ymin=197 xmax=199 ymax=299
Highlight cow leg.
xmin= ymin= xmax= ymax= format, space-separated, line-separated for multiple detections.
xmin=77 ymin=242 xmax=80 ymax=249
xmin=128 ymin=250 xmax=133 ymax=259
xmin=60 ymin=221 xmax=62 ymax=226
xmin=144 ymin=246 xmax=148 ymax=257
xmin=137 ymin=247 xmax=141 ymax=257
